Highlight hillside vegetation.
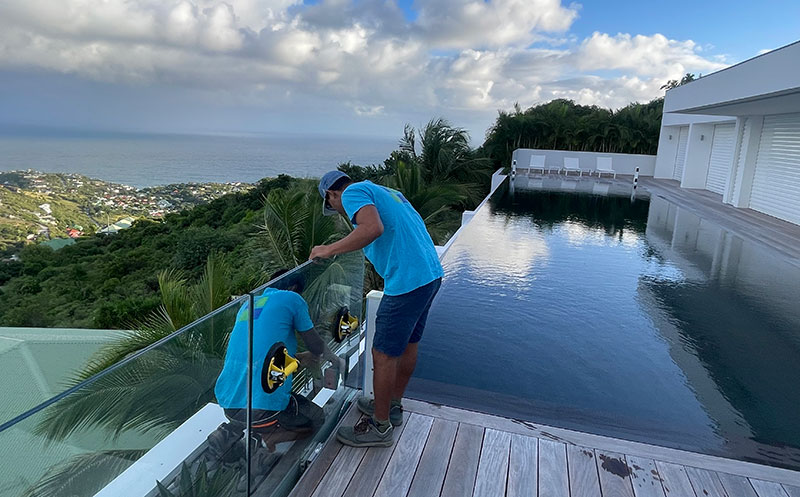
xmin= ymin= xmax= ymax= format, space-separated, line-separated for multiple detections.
xmin=0 ymin=100 xmax=665 ymax=329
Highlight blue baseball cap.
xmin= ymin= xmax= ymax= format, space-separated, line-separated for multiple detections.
xmin=318 ymin=170 xmax=350 ymax=216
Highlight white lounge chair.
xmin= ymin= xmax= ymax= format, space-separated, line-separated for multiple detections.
xmin=528 ymin=155 xmax=546 ymax=174
xmin=562 ymin=157 xmax=584 ymax=177
xmin=595 ymin=157 xmax=616 ymax=178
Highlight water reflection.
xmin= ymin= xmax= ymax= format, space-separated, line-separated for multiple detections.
xmin=409 ymin=179 xmax=800 ymax=469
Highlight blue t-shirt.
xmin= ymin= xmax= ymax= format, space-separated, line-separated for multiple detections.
xmin=341 ymin=181 xmax=444 ymax=296
xmin=215 ymin=288 xmax=314 ymax=411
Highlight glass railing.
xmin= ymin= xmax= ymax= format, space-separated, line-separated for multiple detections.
xmin=0 ymin=252 xmax=364 ymax=497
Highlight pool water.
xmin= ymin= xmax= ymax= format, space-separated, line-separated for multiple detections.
xmin=407 ymin=178 xmax=800 ymax=470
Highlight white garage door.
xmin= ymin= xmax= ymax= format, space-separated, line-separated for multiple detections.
xmin=705 ymin=123 xmax=736 ymax=195
xmin=749 ymin=113 xmax=800 ymax=225
xmin=673 ymin=126 xmax=689 ymax=182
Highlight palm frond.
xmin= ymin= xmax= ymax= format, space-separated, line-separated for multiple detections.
xmin=22 ymin=449 xmax=147 ymax=497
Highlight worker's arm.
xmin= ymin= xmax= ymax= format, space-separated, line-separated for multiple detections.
xmin=300 ymin=328 xmax=325 ymax=357
xmin=309 ymin=205 xmax=383 ymax=260
xmin=297 ymin=328 xmax=342 ymax=369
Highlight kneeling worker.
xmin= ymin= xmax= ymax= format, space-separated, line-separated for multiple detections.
xmin=310 ymin=171 xmax=443 ymax=447
xmin=214 ymin=270 xmax=326 ymax=452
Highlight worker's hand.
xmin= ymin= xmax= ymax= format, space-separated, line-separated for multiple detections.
xmin=309 ymin=244 xmax=334 ymax=261
xmin=296 ymin=351 xmax=321 ymax=368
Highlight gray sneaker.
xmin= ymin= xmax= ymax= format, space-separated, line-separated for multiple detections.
xmin=336 ymin=417 xmax=394 ymax=448
xmin=356 ymin=397 xmax=403 ymax=426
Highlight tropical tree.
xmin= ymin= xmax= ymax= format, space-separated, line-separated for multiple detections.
xmin=401 ymin=118 xmax=492 ymax=189
xmin=258 ymin=184 xmax=345 ymax=267
xmin=382 ymin=161 xmax=466 ymax=244
xmin=482 ymin=98 xmax=665 ymax=170
xmin=661 ymin=73 xmax=697 ymax=91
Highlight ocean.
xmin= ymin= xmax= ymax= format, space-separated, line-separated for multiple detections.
xmin=0 ymin=132 xmax=397 ymax=187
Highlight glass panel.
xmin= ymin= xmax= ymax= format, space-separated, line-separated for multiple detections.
xmin=0 ymin=251 xmax=364 ymax=497
xmin=0 ymin=297 xmax=246 ymax=497
xmin=244 ymin=252 xmax=365 ymax=497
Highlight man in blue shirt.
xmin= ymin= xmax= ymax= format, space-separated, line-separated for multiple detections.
xmin=214 ymin=270 xmax=327 ymax=452
xmin=310 ymin=171 xmax=443 ymax=447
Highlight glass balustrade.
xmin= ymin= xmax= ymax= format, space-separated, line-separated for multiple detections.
xmin=0 ymin=252 xmax=365 ymax=497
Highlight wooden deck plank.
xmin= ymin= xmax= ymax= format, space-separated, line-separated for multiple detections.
xmin=596 ymin=450 xmax=635 ymax=497
xmin=404 ymin=400 xmax=800 ymax=486
xmin=566 ymin=445 xmax=601 ymax=497
xmin=374 ymin=413 xmax=435 ymax=497
xmin=441 ymin=423 xmax=485 ymax=497
xmin=750 ymin=479 xmax=790 ymax=497
xmin=311 ymin=446 xmax=367 ymax=497
xmin=783 ymin=485 xmax=800 ymax=497
xmin=655 ymin=462 xmax=696 ymax=497
xmin=507 ymin=434 xmax=538 ymax=497
xmin=406 ymin=419 xmax=458 ymax=497
xmin=685 ymin=467 xmax=728 ymax=497
xmin=538 ymin=439 xmax=569 ymax=497
xmin=717 ymin=473 xmax=758 ymax=497
xmin=340 ymin=417 xmax=409 ymax=497
xmin=627 ymin=455 xmax=667 ymax=497
xmin=473 ymin=429 xmax=512 ymax=497
xmin=289 ymin=403 xmax=361 ymax=497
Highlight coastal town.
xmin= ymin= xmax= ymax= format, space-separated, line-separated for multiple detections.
xmin=0 ymin=170 xmax=251 ymax=251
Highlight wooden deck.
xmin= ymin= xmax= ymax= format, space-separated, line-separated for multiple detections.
xmin=289 ymin=399 xmax=800 ymax=497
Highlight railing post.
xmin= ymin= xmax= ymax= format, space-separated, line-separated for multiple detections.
xmin=245 ymin=292 xmax=254 ymax=497
xmin=363 ymin=290 xmax=383 ymax=399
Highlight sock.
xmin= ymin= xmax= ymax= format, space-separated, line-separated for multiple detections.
xmin=372 ymin=416 xmax=391 ymax=432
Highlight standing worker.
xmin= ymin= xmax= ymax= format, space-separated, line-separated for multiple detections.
xmin=310 ymin=170 xmax=443 ymax=447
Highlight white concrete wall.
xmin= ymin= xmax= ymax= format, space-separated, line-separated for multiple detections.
xmin=656 ymin=118 xmax=737 ymax=181
xmin=511 ymin=149 xmax=656 ymax=176
xmin=654 ymin=126 xmax=681 ymax=179
xmin=682 ymin=123 xmax=716 ymax=188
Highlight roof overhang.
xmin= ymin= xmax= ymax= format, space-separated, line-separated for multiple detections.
xmin=664 ymin=40 xmax=800 ymax=116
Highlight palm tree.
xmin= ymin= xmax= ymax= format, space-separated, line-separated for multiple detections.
xmin=258 ymin=184 xmax=345 ymax=267
xmin=382 ymin=161 xmax=467 ymax=244
xmin=401 ymin=118 xmax=492 ymax=193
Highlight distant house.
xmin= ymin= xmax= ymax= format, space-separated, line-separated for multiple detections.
xmin=98 ymin=216 xmax=136 ymax=234
xmin=655 ymin=40 xmax=800 ymax=226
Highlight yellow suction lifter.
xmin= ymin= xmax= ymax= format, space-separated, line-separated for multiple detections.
xmin=333 ymin=307 xmax=359 ymax=343
xmin=261 ymin=342 xmax=299 ymax=393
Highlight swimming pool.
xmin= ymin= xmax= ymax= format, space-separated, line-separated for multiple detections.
xmin=407 ymin=177 xmax=800 ymax=470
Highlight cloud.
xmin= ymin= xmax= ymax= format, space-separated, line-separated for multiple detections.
xmin=575 ymin=32 xmax=727 ymax=78
xmin=414 ymin=0 xmax=578 ymax=49
xmin=0 ymin=0 xmax=731 ymax=136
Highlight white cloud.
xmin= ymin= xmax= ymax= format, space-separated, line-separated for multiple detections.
xmin=0 ymin=0 xmax=731 ymax=135
xmin=576 ymin=32 xmax=727 ymax=78
xmin=414 ymin=0 xmax=577 ymax=49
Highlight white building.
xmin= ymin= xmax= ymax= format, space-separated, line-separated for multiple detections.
xmin=654 ymin=40 xmax=800 ymax=225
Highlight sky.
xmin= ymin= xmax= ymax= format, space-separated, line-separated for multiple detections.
xmin=0 ymin=0 xmax=798 ymax=141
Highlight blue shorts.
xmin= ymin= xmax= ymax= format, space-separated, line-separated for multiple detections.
xmin=374 ymin=278 xmax=442 ymax=357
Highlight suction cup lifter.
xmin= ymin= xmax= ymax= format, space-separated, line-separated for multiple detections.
xmin=262 ymin=342 xmax=299 ymax=393
xmin=333 ymin=307 xmax=359 ymax=343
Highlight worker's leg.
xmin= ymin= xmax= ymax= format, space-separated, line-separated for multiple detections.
xmin=372 ymin=348 xmax=399 ymax=421
xmin=393 ymin=278 xmax=441 ymax=400
xmin=393 ymin=342 xmax=417 ymax=401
